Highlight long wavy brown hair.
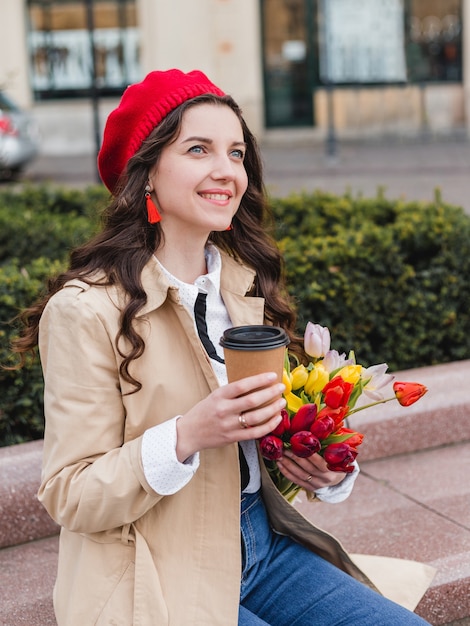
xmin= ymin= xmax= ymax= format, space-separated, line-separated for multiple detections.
xmin=11 ymin=94 xmax=304 ymax=391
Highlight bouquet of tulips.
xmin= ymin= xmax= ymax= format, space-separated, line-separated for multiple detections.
xmin=259 ymin=322 xmax=428 ymax=502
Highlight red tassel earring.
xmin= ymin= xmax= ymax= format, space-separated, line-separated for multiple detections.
xmin=145 ymin=185 xmax=161 ymax=224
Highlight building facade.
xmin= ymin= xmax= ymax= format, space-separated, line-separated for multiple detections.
xmin=1 ymin=0 xmax=469 ymax=155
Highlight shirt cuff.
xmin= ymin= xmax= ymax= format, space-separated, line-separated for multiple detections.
xmin=141 ymin=416 xmax=199 ymax=495
xmin=314 ymin=461 xmax=360 ymax=504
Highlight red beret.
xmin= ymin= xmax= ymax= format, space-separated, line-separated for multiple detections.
xmin=97 ymin=69 xmax=225 ymax=192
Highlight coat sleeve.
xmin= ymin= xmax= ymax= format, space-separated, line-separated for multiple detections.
xmin=37 ymin=284 xmax=162 ymax=533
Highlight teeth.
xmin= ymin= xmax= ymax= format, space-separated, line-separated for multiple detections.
xmin=200 ymin=193 xmax=230 ymax=200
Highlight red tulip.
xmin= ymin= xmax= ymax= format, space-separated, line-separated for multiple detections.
xmin=393 ymin=381 xmax=428 ymax=407
xmin=290 ymin=431 xmax=321 ymax=458
xmin=289 ymin=403 xmax=318 ymax=434
xmin=310 ymin=416 xmax=335 ymax=440
xmin=259 ymin=435 xmax=284 ymax=460
xmin=316 ymin=405 xmax=349 ymax=427
xmin=323 ymin=442 xmax=358 ymax=473
xmin=322 ymin=376 xmax=354 ymax=409
xmin=271 ymin=409 xmax=291 ymax=437
xmin=328 ymin=460 xmax=356 ymax=474
xmin=335 ymin=427 xmax=364 ymax=449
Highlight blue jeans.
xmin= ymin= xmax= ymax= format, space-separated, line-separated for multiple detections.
xmin=239 ymin=491 xmax=430 ymax=626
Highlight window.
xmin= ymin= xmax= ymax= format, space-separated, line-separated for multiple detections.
xmin=314 ymin=0 xmax=462 ymax=85
xmin=27 ymin=0 xmax=141 ymax=99
xmin=261 ymin=0 xmax=315 ymax=127
xmin=318 ymin=0 xmax=407 ymax=84
xmin=406 ymin=0 xmax=462 ymax=82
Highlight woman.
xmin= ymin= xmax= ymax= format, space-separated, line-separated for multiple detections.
xmin=13 ymin=69 xmax=430 ymax=625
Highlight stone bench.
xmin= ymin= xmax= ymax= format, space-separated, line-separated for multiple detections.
xmin=0 ymin=440 xmax=58 ymax=625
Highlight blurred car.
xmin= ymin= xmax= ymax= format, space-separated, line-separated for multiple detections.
xmin=0 ymin=90 xmax=39 ymax=179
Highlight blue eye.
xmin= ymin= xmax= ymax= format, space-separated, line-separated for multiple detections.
xmin=189 ymin=145 xmax=205 ymax=154
xmin=231 ymin=148 xmax=245 ymax=159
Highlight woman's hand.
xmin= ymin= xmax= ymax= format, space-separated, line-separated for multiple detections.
xmin=176 ymin=372 xmax=285 ymax=462
xmin=276 ymin=450 xmax=347 ymax=493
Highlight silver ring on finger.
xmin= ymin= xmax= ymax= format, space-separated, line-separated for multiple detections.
xmin=306 ymin=474 xmax=313 ymax=482
xmin=238 ymin=413 xmax=249 ymax=429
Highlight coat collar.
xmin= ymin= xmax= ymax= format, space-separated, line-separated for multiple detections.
xmin=136 ymin=248 xmax=264 ymax=324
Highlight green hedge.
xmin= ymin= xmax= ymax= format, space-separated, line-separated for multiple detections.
xmin=271 ymin=189 xmax=470 ymax=370
xmin=1 ymin=184 xmax=469 ymax=446
xmin=0 ymin=185 xmax=106 ymax=265
xmin=0 ymin=185 xmax=107 ymax=445
xmin=0 ymin=257 xmax=64 ymax=445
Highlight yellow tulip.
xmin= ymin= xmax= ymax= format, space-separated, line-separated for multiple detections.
xmin=336 ymin=364 xmax=363 ymax=385
xmin=282 ymin=369 xmax=292 ymax=394
xmin=285 ymin=391 xmax=304 ymax=413
xmin=291 ymin=365 xmax=309 ymax=390
xmin=304 ymin=363 xmax=330 ymax=395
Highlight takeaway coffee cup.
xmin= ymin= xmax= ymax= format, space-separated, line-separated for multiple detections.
xmin=220 ymin=325 xmax=290 ymax=384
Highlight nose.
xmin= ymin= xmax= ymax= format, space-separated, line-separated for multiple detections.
xmin=211 ymin=153 xmax=237 ymax=181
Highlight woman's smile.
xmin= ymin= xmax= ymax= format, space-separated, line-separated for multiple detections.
xmin=198 ymin=189 xmax=233 ymax=203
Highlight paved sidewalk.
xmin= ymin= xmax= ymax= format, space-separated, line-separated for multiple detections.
xmin=261 ymin=134 xmax=470 ymax=214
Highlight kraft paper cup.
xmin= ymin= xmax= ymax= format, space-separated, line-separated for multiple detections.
xmin=220 ymin=325 xmax=290 ymax=385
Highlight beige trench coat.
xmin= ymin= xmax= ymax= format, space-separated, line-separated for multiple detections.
xmin=38 ymin=250 xmax=432 ymax=626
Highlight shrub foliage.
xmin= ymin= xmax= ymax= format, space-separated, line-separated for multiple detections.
xmin=270 ymin=189 xmax=470 ymax=371
xmin=0 ymin=185 xmax=107 ymax=446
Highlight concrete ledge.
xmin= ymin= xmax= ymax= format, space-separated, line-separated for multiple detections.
xmin=297 ymin=439 xmax=470 ymax=625
xmin=417 ymin=554 xmax=470 ymax=626
xmin=0 ymin=439 xmax=59 ymax=549
xmin=0 ymin=536 xmax=57 ymax=625
xmin=350 ymin=360 xmax=470 ymax=461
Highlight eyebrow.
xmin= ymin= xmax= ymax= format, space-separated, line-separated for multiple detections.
xmin=182 ymin=135 xmax=247 ymax=147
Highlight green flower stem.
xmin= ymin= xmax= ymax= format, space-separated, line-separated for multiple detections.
xmin=266 ymin=462 xmax=301 ymax=503
xmin=346 ymin=396 xmax=396 ymax=416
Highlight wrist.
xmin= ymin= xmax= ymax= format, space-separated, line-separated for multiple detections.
xmin=175 ymin=414 xmax=199 ymax=462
